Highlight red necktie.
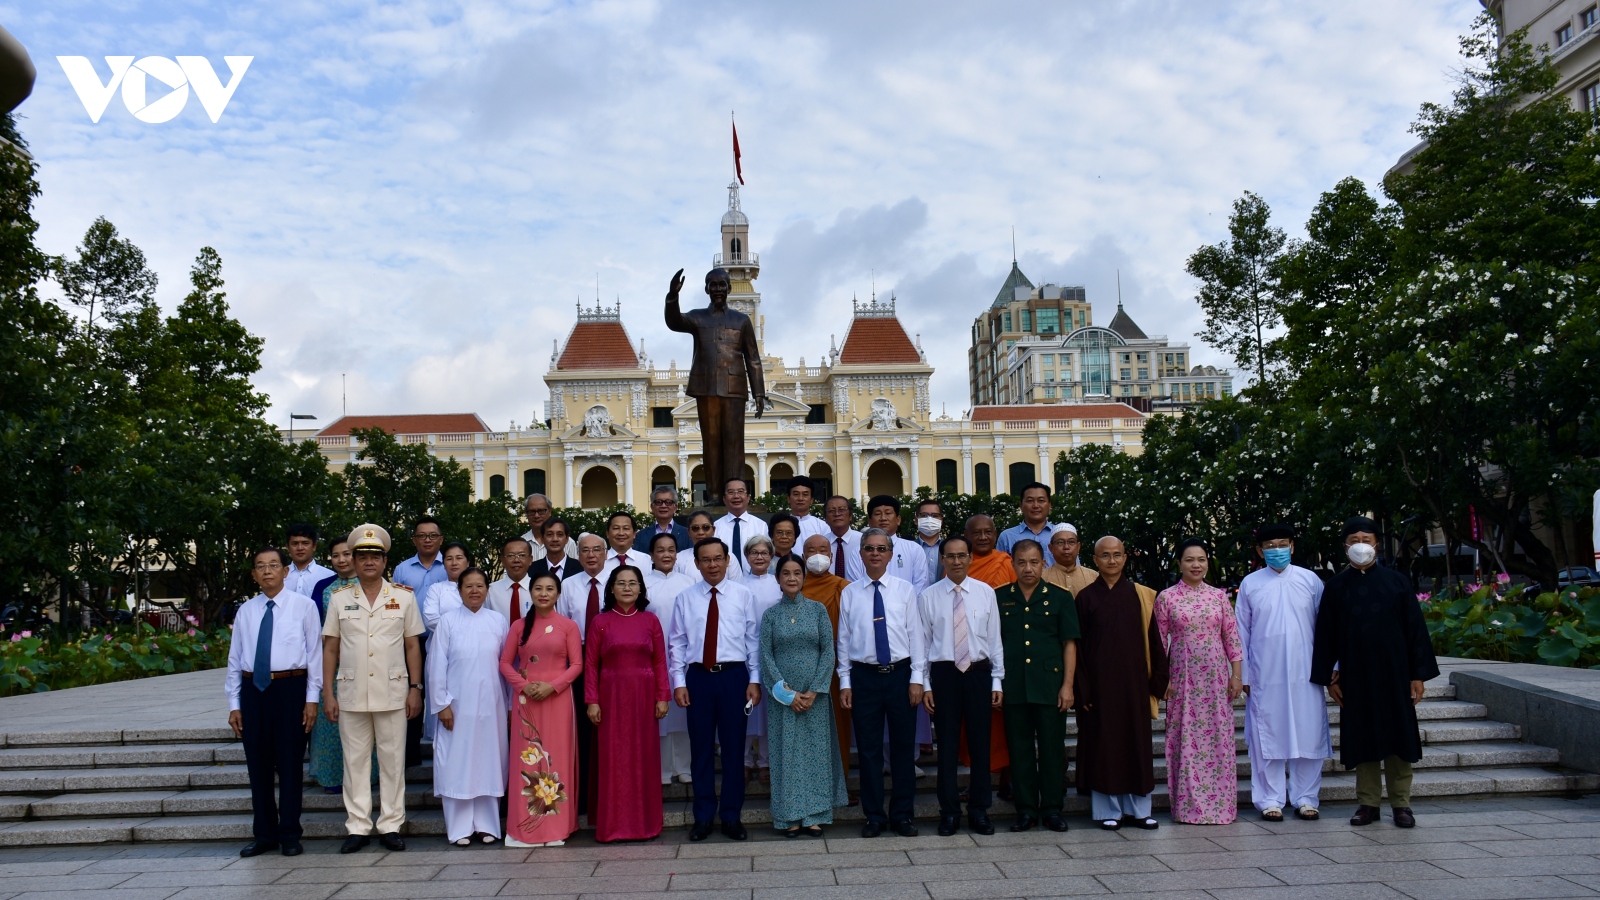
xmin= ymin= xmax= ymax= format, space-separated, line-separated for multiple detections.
xmin=702 ymin=587 xmax=720 ymax=668
xmin=835 ymin=537 xmax=846 ymax=577
xmin=510 ymin=582 xmax=522 ymax=623
xmin=586 ymin=577 xmax=600 ymax=634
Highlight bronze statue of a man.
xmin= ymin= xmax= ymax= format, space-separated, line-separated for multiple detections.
xmin=665 ymin=267 xmax=764 ymax=506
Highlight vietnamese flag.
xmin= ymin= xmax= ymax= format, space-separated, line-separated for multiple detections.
xmin=732 ymin=117 xmax=744 ymax=185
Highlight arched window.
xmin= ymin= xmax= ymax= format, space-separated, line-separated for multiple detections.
xmin=974 ymin=463 xmax=991 ymax=496
xmin=1008 ymin=462 xmax=1035 ymax=495
xmin=730 ymin=237 xmax=742 ymax=257
xmin=489 ymin=474 xmax=506 ymax=497
xmin=936 ymin=459 xmax=958 ymax=493
xmin=523 ymin=468 xmax=546 ymax=498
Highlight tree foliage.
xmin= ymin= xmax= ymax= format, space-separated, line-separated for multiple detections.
xmin=1185 ymin=191 xmax=1287 ymax=390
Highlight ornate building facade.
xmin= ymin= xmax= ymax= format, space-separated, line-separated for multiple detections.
xmin=311 ymin=184 xmax=1150 ymax=508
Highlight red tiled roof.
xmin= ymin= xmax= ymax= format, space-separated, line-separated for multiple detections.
xmin=317 ymin=414 xmax=489 ymax=436
xmin=970 ymin=403 xmax=1145 ymax=422
xmin=557 ymin=321 xmax=640 ymax=370
xmin=838 ymin=318 xmax=921 ymax=365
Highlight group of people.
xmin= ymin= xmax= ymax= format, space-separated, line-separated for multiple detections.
xmin=225 ymin=477 xmax=1439 ymax=858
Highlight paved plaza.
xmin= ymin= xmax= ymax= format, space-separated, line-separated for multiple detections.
xmin=3 ymin=794 xmax=1600 ymax=900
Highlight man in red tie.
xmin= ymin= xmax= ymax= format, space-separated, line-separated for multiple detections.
xmin=486 ymin=538 xmax=535 ymax=622
xmin=666 ymin=537 xmax=762 ymax=842
xmin=556 ymin=533 xmax=610 ymax=819
xmin=601 ymin=511 xmax=650 ymax=579
xmin=823 ymin=495 xmax=860 ymax=580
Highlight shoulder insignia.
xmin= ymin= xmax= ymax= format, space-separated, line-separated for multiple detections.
xmin=392 ymin=583 xmax=414 ymax=593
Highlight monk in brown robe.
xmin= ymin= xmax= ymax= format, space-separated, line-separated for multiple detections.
xmin=1044 ymin=524 xmax=1096 ymax=595
xmin=959 ymin=516 xmax=1012 ymax=785
xmin=1073 ymin=535 xmax=1169 ymax=830
xmin=801 ymin=534 xmax=855 ymax=790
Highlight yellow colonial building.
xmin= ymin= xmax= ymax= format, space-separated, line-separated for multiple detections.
xmin=311 ymin=184 xmax=1149 ymax=508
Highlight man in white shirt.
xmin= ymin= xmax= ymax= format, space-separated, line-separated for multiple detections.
xmin=530 ymin=519 xmax=581 ymax=586
xmin=555 ymin=532 xmax=610 ymax=821
xmin=714 ymin=477 xmax=768 ymax=576
xmin=283 ymin=524 xmax=333 ymax=599
xmin=600 ymin=511 xmax=651 ymax=578
xmin=520 ymin=493 xmax=577 ymax=562
xmin=1238 ymin=523 xmax=1330 ymax=822
xmin=838 ymin=528 xmax=926 ymax=838
xmin=227 ymin=546 xmax=323 ymax=858
xmin=485 ymin=537 xmax=535 ymax=624
xmin=917 ymin=534 xmax=1003 ymax=836
xmin=823 ymin=494 xmax=860 ymax=580
xmin=784 ymin=475 xmax=830 ymax=543
xmin=846 ymin=495 xmax=930 ymax=593
xmin=666 ymin=538 xmax=762 ymax=843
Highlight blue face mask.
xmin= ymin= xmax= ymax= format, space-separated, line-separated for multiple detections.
xmin=1263 ymin=547 xmax=1292 ymax=570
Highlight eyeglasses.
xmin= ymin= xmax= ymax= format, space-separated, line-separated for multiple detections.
xmin=503 ymin=552 xmax=531 ymax=561
xmin=862 ymin=545 xmax=891 ymax=554
xmin=941 ymin=552 xmax=971 ymax=560
xmin=253 ymin=563 xmax=283 ymax=571
xmin=526 ymin=507 xmax=550 ymax=517
xmin=652 ymin=497 xmax=676 ymax=506
xmin=413 ymin=532 xmax=442 ymax=540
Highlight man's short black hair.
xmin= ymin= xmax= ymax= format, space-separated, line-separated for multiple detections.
xmin=825 ymin=494 xmax=851 ymax=507
xmin=867 ymin=495 xmax=901 ymax=516
xmin=606 ymin=511 xmax=637 ymax=530
xmin=1011 ymin=538 xmax=1045 ymax=559
xmin=501 ymin=536 xmax=534 ymax=556
xmin=541 ymin=517 xmax=570 ymax=537
xmin=286 ymin=523 xmax=317 ymax=542
xmin=413 ymin=515 xmax=441 ymax=533
xmin=723 ymin=476 xmax=751 ymax=493
xmin=915 ymin=498 xmax=943 ymax=515
xmin=694 ymin=537 xmax=729 ymax=560
xmin=1018 ymin=482 xmax=1052 ymax=499
xmin=787 ymin=475 xmax=815 ymax=495
xmin=939 ymin=535 xmax=970 ymax=556
xmin=254 ymin=547 xmax=289 ymax=567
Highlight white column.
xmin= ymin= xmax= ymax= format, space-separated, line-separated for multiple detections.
xmin=507 ymin=456 xmax=519 ymax=496
xmin=992 ymin=439 xmax=1006 ymax=495
xmin=678 ymin=451 xmax=690 ymax=490
xmin=850 ymin=449 xmax=863 ymax=501
xmin=961 ymin=449 xmax=973 ymax=493
xmin=1037 ymin=438 xmax=1050 ymax=487
xmin=623 ymin=454 xmax=635 ymax=509
xmin=564 ymin=457 xmax=576 ymax=507
xmin=909 ymin=448 xmax=920 ymax=493
xmin=756 ymin=452 xmax=768 ymax=491
xmin=472 ymin=459 xmax=485 ymax=500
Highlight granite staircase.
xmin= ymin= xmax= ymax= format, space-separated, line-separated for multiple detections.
xmin=0 ymin=681 xmax=1592 ymax=844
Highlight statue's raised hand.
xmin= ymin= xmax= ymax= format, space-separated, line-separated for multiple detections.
xmin=667 ymin=268 xmax=685 ymax=300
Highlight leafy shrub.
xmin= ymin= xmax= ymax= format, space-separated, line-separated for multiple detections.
xmin=0 ymin=621 xmax=231 ymax=696
xmin=1422 ymin=583 xmax=1600 ymax=667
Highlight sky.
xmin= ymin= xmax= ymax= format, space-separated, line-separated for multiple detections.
xmin=8 ymin=0 xmax=1479 ymax=431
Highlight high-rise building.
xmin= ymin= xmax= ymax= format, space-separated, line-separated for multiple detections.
xmin=968 ymin=261 xmax=1231 ymax=412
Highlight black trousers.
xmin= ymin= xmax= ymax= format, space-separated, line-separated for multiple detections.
xmin=405 ymin=640 xmax=425 ymax=768
xmin=930 ymin=660 xmax=992 ymax=815
xmin=572 ymin=672 xmax=597 ymax=819
xmin=240 ymin=674 xmax=309 ymax=844
xmin=851 ymin=660 xmax=916 ymax=826
xmin=685 ymin=662 xmax=750 ymax=824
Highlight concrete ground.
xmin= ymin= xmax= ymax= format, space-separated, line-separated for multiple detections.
xmin=4 ymin=795 xmax=1600 ymax=900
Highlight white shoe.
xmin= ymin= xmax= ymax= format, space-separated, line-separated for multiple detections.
xmin=662 ymin=775 xmax=673 ymax=785
xmin=678 ymin=772 xmax=692 ymax=783
xmin=913 ymin=766 xmax=925 ymax=777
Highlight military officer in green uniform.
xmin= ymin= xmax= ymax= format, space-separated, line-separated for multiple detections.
xmin=996 ymin=538 xmax=1079 ymax=833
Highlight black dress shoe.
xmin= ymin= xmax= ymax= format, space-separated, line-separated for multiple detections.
xmin=969 ymin=812 xmax=995 ymax=835
xmin=1349 ymin=805 xmax=1381 ymax=826
xmin=937 ymin=814 xmax=960 ymax=836
xmin=1009 ymin=814 xmax=1036 ymax=833
xmin=689 ymin=821 xmax=714 ymax=842
xmin=721 ymin=821 xmax=748 ymax=841
xmin=378 ymin=832 xmax=405 ymax=851
xmin=1392 ymin=807 xmax=1416 ymax=828
xmin=239 ymin=840 xmax=278 ymax=858
xmin=280 ymin=842 xmax=303 ymax=857
xmin=339 ymin=834 xmax=371 ymax=854
xmin=860 ymin=820 xmax=884 ymax=838
xmin=893 ymin=820 xmax=918 ymax=837
xmin=1044 ymin=812 xmax=1069 ymax=833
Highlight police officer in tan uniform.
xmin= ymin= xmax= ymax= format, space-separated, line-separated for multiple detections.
xmin=321 ymin=524 xmax=424 ymax=853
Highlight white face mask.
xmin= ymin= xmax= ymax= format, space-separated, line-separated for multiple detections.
xmin=1346 ymin=542 xmax=1377 ymax=566
xmin=805 ymin=553 xmax=831 ymax=574
xmin=917 ymin=516 xmax=941 ymax=537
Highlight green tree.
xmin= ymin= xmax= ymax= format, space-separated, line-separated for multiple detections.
xmin=1185 ymin=191 xmax=1288 ymax=390
xmin=53 ymin=217 xmax=158 ymax=331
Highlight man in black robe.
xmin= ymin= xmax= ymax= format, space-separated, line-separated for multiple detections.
xmin=1073 ymin=536 xmax=1169 ymax=830
xmin=1311 ymin=516 xmax=1439 ymax=829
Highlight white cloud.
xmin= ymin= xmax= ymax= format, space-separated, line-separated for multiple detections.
xmin=10 ymin=0 xmax=1478 ymax=429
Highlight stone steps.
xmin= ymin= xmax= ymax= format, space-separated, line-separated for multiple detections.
xmin=0 ymin=683 xmax=1591 ymax=845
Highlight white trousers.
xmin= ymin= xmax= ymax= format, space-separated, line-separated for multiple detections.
xmin=1250 ymin=753 xmax=1323 ymax=811
xmin=441 ymin=795 xmax=502 ymax=842
xmin=662 ymin=732 xmax=692 ymax=781
xmin=340 ymin=709 xmax=408 ymax=835
xmin=1091 ymin=791 xmax=1152 ymax=821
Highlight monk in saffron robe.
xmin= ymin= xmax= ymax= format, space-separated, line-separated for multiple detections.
xmin=801 ymin=534 xmax=855 ymax=787
xmin=1074 ymin=536 xmax=1169 ymax=830
xmin=959 ymin=516 xmax=1012 ymax=780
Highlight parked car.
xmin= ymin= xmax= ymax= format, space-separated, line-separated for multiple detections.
xmin=1557 ymin=566 xmax=1600 ymax=588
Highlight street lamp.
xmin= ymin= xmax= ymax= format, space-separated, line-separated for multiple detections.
xmin=288 ymin=413 xmax=317 ymax=444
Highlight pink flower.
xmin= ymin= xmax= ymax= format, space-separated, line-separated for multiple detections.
xmin=1497 ymin=573 xmax=1511 ymax=584
xmin=20 ymin=630 xmax=31 ymax=638
xmin=1416 ymin=593 xmax=1430 ymax=602
xmin=8 ymin=634 xmax=19 ymax=642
